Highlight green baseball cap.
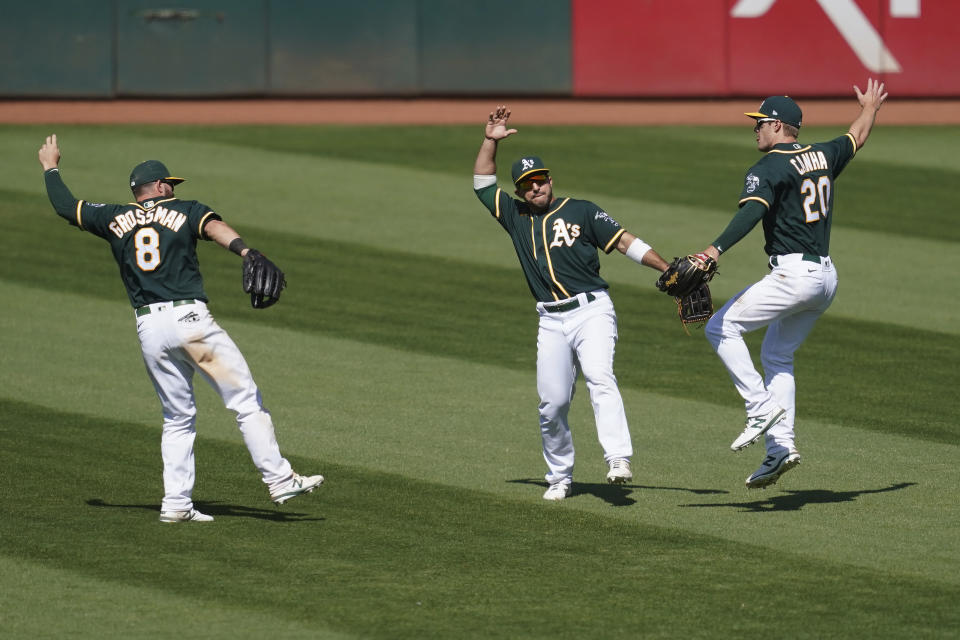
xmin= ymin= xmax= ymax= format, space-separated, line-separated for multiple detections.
xmin=744 ymin=95 xmax=802 ymax=129
xmin=511 ymin=156 xmax=550 ymax=184
xmin=129 ymin=160 xmax=185 ymax=189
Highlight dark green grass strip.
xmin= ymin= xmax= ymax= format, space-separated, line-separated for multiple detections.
xmin=6 ymin=123 xmax=954 ymax=243
xmin=5 ymin=190 xmax=957 ymax=445
xmin=1 ymin=399 xmax=956 ymax=639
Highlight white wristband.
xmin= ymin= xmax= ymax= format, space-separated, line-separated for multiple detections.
xmin=473 ymin=174 xmax=497 ymax=190
xmin=625 ymin=238 xmax=652 ymax=264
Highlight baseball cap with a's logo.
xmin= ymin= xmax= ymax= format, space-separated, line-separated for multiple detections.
xmin=129 ymin=160 xmax=185 ymax=189
xmin=744 ymin=95 xmax=802 ymax=129
xmin=511 ymin=155 xmax=550 ymax=184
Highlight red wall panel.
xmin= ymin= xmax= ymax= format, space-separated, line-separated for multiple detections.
xmin=882 ymin=0 xmax=960 ymax=96
xmin=572 ymin=0 xmax=728 ymax=96
xmin=572 ymin=0 xmax=960 ymax=97
xmin=728 ymin=0 xmax=885 ymax=96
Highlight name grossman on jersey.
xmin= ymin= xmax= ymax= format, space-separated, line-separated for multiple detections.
xmin=107 ymin=204 xmax=188 ymax=238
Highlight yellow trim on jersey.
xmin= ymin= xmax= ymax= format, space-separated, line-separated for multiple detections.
xmin=539 ymin=198 xmax=573 ymax=300
xmin=767 ymin=145 xmax=812 ymax=155
xmin=198 ymin=211 xmax=218 ymax=238
xmin=739 ymin=196 xmax=770 ymax=209
xmin=603 ymin=228 xmax=626 ymax=254
xmin=494 ymin=187 xmax=503 ymax=219
xmin=549 ymin=198 xmax=571 ymax=216
xmin=529 ymin=217 xmax=537 ymax=261
xmin=846 ymin=132 xmax=858 ymax=154
xmin=127 ymin=197 xmax=177 ymax=212
xmin=75 ymin=200 xmax=84 ymax=229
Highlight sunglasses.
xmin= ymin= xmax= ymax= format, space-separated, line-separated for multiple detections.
xmin=753 ymin=118 xmax=777 ymax=133
xmin=517 ymin=173 xmax=550 ymax=190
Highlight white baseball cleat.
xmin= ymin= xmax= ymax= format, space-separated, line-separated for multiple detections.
xmin=606 ymin=458 xmax=632 ymax=484
xmin=271 ymin=473 xmax=324 ymax=505
xmin=745 ymin=450 xmax=801 ymax=489
xmin=730 ymin=407 xmax=786 ymax=451
xmin=542 ymin=482 xmax=571 ymax=501
xmin=159 ymin=508 xmax=214 ymax=523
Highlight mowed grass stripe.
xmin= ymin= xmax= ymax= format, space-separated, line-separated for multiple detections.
xmin=4 ymin=123 xmax=959 ymax=246
xmin=4 ymin=194 xmax=957 ymax=446
xmin=1 ymin=399 xmax=957 ymax=640
xmin=0 ymin=555 xmax=348 ymax=640
xmin=69 ymin=123 xmax=960 ymax=244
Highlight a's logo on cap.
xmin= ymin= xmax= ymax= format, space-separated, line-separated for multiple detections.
xmin=521 ymin=158 xmax=535 ymax=171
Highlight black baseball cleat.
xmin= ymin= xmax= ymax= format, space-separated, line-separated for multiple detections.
xmin=745 ymin=450 xmax=801 ymax=489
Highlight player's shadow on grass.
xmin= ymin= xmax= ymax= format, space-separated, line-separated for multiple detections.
xmin=679 ymin=481 xmax=916 ymax=513
xmin=508 ymin=479 xmax=728 ymax=507
xmin=86 ymin=498 xmax=324 ymax=522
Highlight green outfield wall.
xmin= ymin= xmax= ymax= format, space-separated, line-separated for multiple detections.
xmin=0 ymin=0 xmax=571 ymax=97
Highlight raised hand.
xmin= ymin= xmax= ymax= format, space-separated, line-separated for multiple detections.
xmin=485 ymin=105 xmax=518 ymax=141
xmin=38 ymin=134 xmax=61 ymax=170
xmin=854 ymin=78 xmax=888 ymax=111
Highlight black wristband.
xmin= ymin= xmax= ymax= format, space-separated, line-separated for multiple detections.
xmin=228 ymin=237 xmax=248 ymax=256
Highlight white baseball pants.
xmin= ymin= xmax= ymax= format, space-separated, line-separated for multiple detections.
xmin=135 ymin=300 xmax=293 ymax=512
xmin=535 ymin=290 xmax=632 ymax=485
xmin=705 ymin=255 xmax=838 ymax=451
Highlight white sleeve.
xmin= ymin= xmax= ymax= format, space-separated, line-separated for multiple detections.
xmin=473 ymin=175 xmax=497 ymax=190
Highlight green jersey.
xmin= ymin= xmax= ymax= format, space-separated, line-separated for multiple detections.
xmin=475 ymin=184 xmax=625 ymax=302
xmin=44 ymin=169 xmax=221 ymax=308
xmin=731 ymin=134 xmax=857 ymax=257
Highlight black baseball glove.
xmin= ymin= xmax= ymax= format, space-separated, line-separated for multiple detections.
xmin=242 ymin=249 xmax=286 ymax=309
xmin=676 ymin=283 xmax=714 ymax=334
xmin=656 ymin=253 xmax=718 ymax=298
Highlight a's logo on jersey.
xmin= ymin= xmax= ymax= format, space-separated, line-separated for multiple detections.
xmin=745 ymin=174 xmax=760 ymax=193
xmin=549 ymin=218 xmax=581 ymax=248
xmin=521 ymin=158 xmax=536 ymax=171
xmin=593 ymin=210 xmax=620 ymax=228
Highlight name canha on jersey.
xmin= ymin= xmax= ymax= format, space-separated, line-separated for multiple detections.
xmin=739 ymin=134 xmax=856 ymax=258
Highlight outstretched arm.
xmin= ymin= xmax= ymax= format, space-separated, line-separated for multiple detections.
xmin=38 ymin=134 xmax=85 ymax=222
xmin=849 ymin=78 xmax=888 ymax=150
xmin=474 ymin=105 xmax=518 ymax=176
xmin=617 ymin=231 xmax=670 ymax=271
xmin=699 ymin=199 xmax=768 ymax=261
xmin=204 ymin=219 xmax=250 ymax=254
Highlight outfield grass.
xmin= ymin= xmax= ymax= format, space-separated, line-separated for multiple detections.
xmin=1 ymin=124 xmax=958 ymax=638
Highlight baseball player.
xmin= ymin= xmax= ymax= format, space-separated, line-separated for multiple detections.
xmin=474 ymin=106 xmax=670 ymax=501
xmin=698 ymin=79 xmax=888 ymax=488
xmin=38 ymin=135 xmax=324 ymax=522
